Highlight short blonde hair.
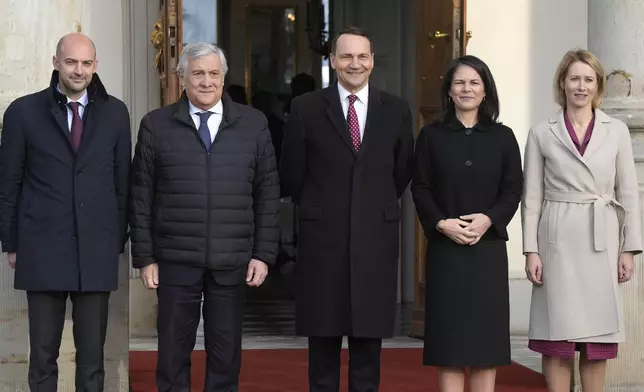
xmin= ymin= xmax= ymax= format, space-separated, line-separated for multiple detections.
xmin=553 ymin=49 xmax=606 ymax=109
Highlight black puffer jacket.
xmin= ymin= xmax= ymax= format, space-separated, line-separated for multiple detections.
xmin=129 ymin=92 xmax=280 ymax=272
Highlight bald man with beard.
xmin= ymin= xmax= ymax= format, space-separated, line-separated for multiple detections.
xmin=0 ymin=33 xmax=131 ymax=391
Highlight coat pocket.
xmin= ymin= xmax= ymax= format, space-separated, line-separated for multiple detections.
xmin=384 ymin=205 xmax=401 ymax=221
xmin=298 ymin=205 xmax=322 ymax=221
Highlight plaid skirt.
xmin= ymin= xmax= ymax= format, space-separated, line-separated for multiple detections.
xmin=528 ymin=339 xmax=618 ymax=360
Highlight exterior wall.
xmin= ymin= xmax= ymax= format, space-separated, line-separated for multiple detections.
xmin=0 ymin=0 xmax=130 ymax=389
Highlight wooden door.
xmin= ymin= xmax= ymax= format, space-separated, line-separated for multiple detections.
xmin=156 ymin=0 xmax=224 ymax=106
xmin=156 ymin=0 xmax=181 ymax=106
xmin=410 ymin=0 xmax=469 ymax=338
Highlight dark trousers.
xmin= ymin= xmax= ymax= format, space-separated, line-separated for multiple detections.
xmin=156 ymin=272 xmax=245 ymax=392
xmin=308 ymin=336 xmax=382 ymax=392
xmin=27 ymin=291 xmax=110 ymax=392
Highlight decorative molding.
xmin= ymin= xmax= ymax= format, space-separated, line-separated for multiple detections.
xmin=606 ymin=69 xmax=633 ymax=97
xmin=602 ymin=100 xmax=644 ymax=131
xmin=150 ymin=15 xmax=164 ymax=76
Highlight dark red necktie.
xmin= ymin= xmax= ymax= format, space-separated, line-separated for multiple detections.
xmin=68 ymin=102 xmax=83 ymax=152
xmin=347 ymin=95 xmax=361 ymax=151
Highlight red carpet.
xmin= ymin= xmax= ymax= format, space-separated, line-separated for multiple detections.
xmin=130 ymin=349 xmax=547 ymax=391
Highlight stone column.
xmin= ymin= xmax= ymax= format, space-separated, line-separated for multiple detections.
xmin=573 ymin=1 xmax=644 ymax=390
xmin=0 ymin=1 xmax=129 ymax=390
xmin=126 ymin=0 xmax=162 ymax=341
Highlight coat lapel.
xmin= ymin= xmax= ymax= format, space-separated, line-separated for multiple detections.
xmin=47 ymin=87 xmax=73 ymax=147
xmin=49 ymin=105 xmax=72 ymax=145
xmin=547 ymin=108 xmax=613 ymax=189
xmin=356 ymin=87 xmax=383 ymax=160
xmin=76 ymin=99 xmax=99 ymax=161
xmin=582 ymin=109 xmax=611 ymax=162
xmin=549 ymin=110 xmax=583 ymax=161
xmin=325 ymin=84 xmax=357 ymax=156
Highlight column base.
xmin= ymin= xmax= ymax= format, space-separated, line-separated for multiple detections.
xmin=129 ymin=278 xmax=158 ymax=338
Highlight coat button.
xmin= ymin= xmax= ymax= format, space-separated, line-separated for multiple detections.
xmin=465 ymin=129 xmax=472 ymax=136
xmin=76 ymin=171 xmax=83 ymax=176
xmin=77 ymin=202 xmax=84 ymax=208
xmin=72 ymin=235 xmax=77 ymax=240
xmin=465 ymin=160 xmax=473 ymax=166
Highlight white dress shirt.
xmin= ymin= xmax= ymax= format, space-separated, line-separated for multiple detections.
xmin=338 ymin=83 xmax=369 ymax=141
xmin=57 ymin=84 xmax=88 ymax=131
xmin=189 ymin=99 xmax=224 ymax=142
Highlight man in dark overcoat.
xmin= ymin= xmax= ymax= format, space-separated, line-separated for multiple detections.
xmin=280 ymin=26 xmax=414 ymax=392
xmin=0 ymin=33 xmax=131 ymax=391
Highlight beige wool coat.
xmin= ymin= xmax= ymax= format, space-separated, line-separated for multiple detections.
xmin=522 ymin=109 xmax=643 ymax=343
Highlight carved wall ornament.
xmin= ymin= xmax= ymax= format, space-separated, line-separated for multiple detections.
xmin=150 ymin=15 xmax=165 ymax=77
xmin=606 ymin=69 xmax=633 ymax=98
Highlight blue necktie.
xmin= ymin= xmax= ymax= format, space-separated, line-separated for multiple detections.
xmin=198 ymin=111 xmax=213 ymax=150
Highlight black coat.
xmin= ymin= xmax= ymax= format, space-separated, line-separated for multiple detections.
xmin=280 ymin=84 xmax=414 ymax=338
xmin=0 ymin=71 xmax=131 ymax=292
xmin=411 ymin=117 xmax=523 ymax=367
xmin=129 ymin=93 xmax=280 ymax=285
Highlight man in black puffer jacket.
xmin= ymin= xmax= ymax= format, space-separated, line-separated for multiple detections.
xmin=129 ymin=42 xmax=280 ymax=391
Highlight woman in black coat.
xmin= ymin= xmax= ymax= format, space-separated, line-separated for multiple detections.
xmin=411 ymin=55 xmax=523 ymax=392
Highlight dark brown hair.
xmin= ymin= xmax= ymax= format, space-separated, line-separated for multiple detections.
xmin=439 ymin=55 xmax=500 ymax=124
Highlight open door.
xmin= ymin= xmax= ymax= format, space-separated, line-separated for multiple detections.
xmin=410 ymin=0 xmax=470 ymax=338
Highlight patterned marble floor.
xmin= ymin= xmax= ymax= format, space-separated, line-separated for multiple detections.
xmin=129 ymin=299 xmax=542 ymax=374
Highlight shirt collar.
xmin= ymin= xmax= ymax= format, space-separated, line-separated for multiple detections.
xmin=57 ymin=84 xmax=89 ymax=107
xmin=189 ymin=99 xmax=224 ymax=116
xmin=338 ymin=82 xmax=369 ymax=105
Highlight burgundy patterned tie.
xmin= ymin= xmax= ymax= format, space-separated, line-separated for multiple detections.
xmin=68 ymin=102 xmax=83 ymax=152
xmin=347 ymin=95 xmax=361 ymax=151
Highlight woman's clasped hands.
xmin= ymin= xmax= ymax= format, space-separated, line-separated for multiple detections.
xmin=439 ymin=213 xmax=492 ymax=246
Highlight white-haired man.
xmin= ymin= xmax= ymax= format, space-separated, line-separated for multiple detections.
xmin=129 ymin=42 xmax=280 ymax=391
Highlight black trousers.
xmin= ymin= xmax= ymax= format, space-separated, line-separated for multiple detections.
xmin=156 ymin=272 xmax=245 ymax=392
xmin=308 ymin=336 xmax=382 ymax=392
xmin=27 ymin=291 xmax=110 ymax=392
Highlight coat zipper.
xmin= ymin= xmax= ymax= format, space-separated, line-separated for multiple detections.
xmin=205 ymin=124 xmax=224 ymax=268
xmin=206 ymin=149 xmax=211 ymax=268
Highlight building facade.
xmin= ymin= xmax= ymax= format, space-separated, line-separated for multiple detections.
xmin=0 ymin=0 xmax=643 ymax=390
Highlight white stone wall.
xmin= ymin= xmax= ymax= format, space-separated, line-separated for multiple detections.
xmin=0 ymin=0 xmax=129 ymax=389
xmin=0 ymin=0 xmax=90 ymax=117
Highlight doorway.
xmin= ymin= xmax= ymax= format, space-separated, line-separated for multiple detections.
xmin=149 ymin=0 xmax=468 ymax=339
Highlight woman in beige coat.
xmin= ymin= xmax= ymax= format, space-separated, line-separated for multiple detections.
xmin=522 ymin=49 xmax=642 ymax=392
